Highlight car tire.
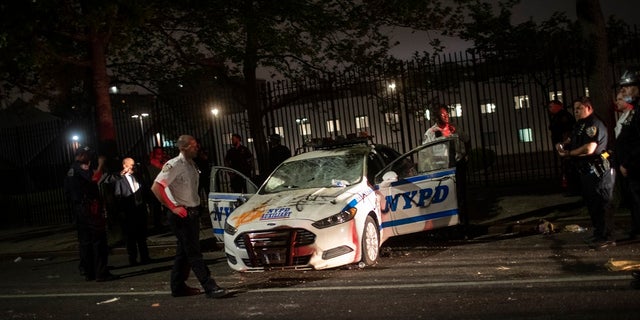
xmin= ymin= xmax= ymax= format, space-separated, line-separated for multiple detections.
xmin=361 ymin=215 xmax=379 ymax=266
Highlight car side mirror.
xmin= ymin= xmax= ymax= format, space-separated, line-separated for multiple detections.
xmin=234 ymin=196 xmax=248 ymax=208
xmin=379 ymin=171 xmax=398 ymax=187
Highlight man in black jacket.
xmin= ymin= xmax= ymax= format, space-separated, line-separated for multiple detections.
xmin=114 ymin=157 xmax=151 ymax=266
xmin=615 ymin=69 xmax=640 ymax=241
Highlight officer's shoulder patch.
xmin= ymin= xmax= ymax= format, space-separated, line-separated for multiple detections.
xmin=161 ymin=162 xmax=173 ymax=172
xmin=586 ymin=125 xmax=597 ymax=137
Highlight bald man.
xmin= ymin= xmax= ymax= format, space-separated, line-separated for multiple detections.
xmin=114 ymin=157 xmax=151 ymax=266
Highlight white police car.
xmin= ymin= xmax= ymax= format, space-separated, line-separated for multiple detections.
xmin=208 ymin=137 xmax=466 ymax=271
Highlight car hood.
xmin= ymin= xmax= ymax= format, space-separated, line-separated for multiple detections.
xmin=228 ymin=186 xmax=361 ymax=228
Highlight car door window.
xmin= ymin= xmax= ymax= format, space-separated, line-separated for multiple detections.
xmin=416 ymin=140 xmax=453 ymax=172
xmin=376 ymin=138 xmax=460 ymax=183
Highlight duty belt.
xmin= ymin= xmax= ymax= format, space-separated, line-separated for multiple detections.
xmin=186 ymin=206 xmax=200 ymax=216
xmin=574 ymin=154 xmax=610 ymax=178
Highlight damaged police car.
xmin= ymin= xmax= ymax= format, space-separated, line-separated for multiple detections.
xmin=208 ymin=136 xmax=466 ymax=271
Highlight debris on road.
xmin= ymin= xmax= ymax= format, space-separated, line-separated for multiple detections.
xmin=96 ymin=297 xmax=120 ymax=305
xmin=537 ymin=219 xmax=555 ymax=234
xmin=605 ymin=259 xmax=640 ymax=271
xmin=563 ymin=224 xmax=587 ymax=233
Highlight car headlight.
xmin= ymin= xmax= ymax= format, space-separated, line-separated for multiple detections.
xmin=312 ymin=207 xmax=357 ymax=229
xmin=224 ymin=220 xmax=237 ymax=235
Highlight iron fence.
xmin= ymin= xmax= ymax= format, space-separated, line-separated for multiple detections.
xmin=2 ymin=33 xmax=640 ymax=226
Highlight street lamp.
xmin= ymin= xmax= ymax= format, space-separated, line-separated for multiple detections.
xmin=210 ymin=107 xmax=219 ymax=117
xmin=131 ymin=113 xmax=149 ymax=137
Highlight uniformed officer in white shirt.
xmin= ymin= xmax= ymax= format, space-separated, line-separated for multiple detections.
xmin=151 ymin=135 xmax=228 ymax=299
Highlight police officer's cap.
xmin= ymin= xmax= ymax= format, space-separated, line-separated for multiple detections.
xmin=618 ymin=68 xmax=640 ymax=87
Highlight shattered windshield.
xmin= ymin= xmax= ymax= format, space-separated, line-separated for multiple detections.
xmin=261 ymin=152 xmax=364 ymax=194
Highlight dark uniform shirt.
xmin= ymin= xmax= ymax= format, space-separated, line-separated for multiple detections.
xmin=269 ymin=144 xmax=291 ymax=172
xmin=567 ymin=113 xmax=608 ymax=168
xmin=615 ymin=106 xmax=640 ymax=176
xmin=225 ymin=145 xmax=253 ymax=177
xmin=64 ymin=161 xmax=100 ymax=203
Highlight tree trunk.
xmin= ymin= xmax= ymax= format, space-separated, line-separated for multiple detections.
xmin=242 ymin=0 xmax=268 ymax=182
xmin=576 ymin=0 xmax=614 ymax=145
xmin=89 ymin=33 xmax=117 ymax=158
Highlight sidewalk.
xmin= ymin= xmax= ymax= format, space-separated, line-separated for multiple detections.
xmin=0 ymin=222 xmax=218 ymax=259
xmin=0 ymin=191 xmax=590 ymax=258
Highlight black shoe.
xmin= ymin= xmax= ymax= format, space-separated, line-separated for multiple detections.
xmin=84 ymin=275 xmax=96 ymax=281
xmin=206 ymin=286 xmax=229 ymax=299
xmin=96 ymin=273 xmax=119 ymax=282
xmin=140 ymin=257 xmax=153 ymax=265
xmin=172 ymin=286 xmax=201 ymax=297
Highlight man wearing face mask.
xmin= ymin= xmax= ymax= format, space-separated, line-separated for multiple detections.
xmin=614 ymin=69 xmax=640 ymax=243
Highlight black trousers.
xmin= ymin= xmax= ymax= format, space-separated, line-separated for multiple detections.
xmin=168 ymin=208 xmax=217 ymax=293
xmin=580 ymin=169 xmax=615 ymax=240
xmin=74 ymin=200 xmax=109 ymax=279
xmin=123 ymin=203 xmax=150 ymax=264
xmin=621 ymin=175 xmax=640 ymax=235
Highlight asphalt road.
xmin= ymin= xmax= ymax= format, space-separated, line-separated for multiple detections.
xmin=1 ymin=227 xmax=639 ymax=320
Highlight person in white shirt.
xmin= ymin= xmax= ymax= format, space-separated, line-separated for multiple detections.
xmin=151 ymin=135 xmax=229 ymax=299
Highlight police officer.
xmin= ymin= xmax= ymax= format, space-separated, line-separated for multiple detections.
xmin=556 ymin=97 xmax=615 ymax=248
xmin=151 ymin=135 xmax=228 ymax=299
xmin=64 ymin=147 xmax=117 ymax=281
xmin=615 ymin=69 xmax=640 ymax=240
xmin=268 ymin=133 xmax=291 ymax=172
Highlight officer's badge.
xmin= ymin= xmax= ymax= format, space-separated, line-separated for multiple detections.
xmin=161 ymin=163 xmax=173 ymax=172
xmin=586 ymin=126 xmax=597 ymax=137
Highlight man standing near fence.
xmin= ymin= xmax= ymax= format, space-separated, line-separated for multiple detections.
xmin=114 ymin=157 xmax=151 ymax=266
xmin=224 ymin=133 xmax=254 ymax=193
xmin=614 ymin=69 xmax=640 ymax=242
xmin=556 ymin=97 xmax=615 ymax=249
xmin=151 ymin=135 xmax=228 ymax=299
xmin=64 ymin=146 xmax=118 ymax=282
xmin=548 ymin=99 xmax=577 ymax=192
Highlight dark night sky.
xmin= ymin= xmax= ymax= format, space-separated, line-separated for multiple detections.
xmin=388 ymin=0 xmax=640 ymax=59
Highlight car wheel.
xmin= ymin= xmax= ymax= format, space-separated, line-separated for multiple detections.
xmin=361 ymin=215 xmax=379 ymax=266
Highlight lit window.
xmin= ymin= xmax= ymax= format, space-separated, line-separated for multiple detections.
xmin=548 ymin=91 xmax=563 ymax=102
xmin=518 ymin=128 xmax=533 ymax=143
xmin=296 ymin=117 xmax=311 ymax=137
xmin=514 ymin=95 xmax=530 ymax=109
xmin=384 ymin=112 xmax=399 ymax=124
xmin=326 ymin=119 xmax=341 ymax=134
xmin=481 ymin=103 xmax=496 ymax=114
xmin=584 ymin=87 xmax=590 ymax=97
xmin=273 ymin=126 xmax=284 ymax=136
xmin=355 ymin=115 xmax=369 ymax=131
xmin=224 ymin=133 xmax=233 ymax=145
xmin=449 ymin=103 xmax=463 ymax=117
xmin=298 ymin=124 xmax=311 ymax=136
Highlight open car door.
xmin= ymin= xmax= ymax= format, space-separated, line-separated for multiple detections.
xmin=375 ymin=137 xmax=466 ymax=240
xmin=208 ymin=166 xmax=258 ymax=242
